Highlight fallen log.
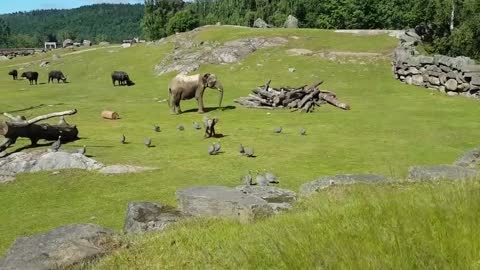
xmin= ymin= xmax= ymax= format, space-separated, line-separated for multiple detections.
xmin=0 ymin=109 xmax=79 ymax=153
xmin=319 ymin=93 xmax=351 ymax=110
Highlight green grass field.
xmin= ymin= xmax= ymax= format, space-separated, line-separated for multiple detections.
xmin=1 ymin=26 xmax=479 ymax=267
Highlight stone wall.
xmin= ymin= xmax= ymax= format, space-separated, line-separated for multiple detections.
xmin=393 ymin=30 xmax=480 ymax=98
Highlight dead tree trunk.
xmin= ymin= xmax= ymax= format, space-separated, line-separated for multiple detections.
xmin=0 ymin=109 xmax=79 ymax=153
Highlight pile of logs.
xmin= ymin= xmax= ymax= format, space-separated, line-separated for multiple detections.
xmin=234 ymin=80 xmax=350 ymax=112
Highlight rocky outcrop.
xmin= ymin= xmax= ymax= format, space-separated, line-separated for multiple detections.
xmin=299 ymin=174 xmax=391 ymax=197
xmin=99 ymin=165 xmax=157 ymax=175
xmin=408 ymin=165 xmax=477 ymax=181
xmin=124 ymin=202 xmax=187 ymax=234
xmin=454 ymin=147 xmax=480 ymax=168
xmin=235 ymin=185 xmax=296 ymax=203
xmin=0 ymin=150 xmax=103 ymax=175
xmin=176 ymin=186 xmax=273 ymax=223
xmin=393 ymin=29 xmax=480 ymax=98
xmin=0 ymin=150 xmax=156 ymax=183
xmin=83 ymin=40 xmax=92 ymax=46
xmin=236 ymin=185 xmax=297 ymax=214
xmin=154 ymin=35 xmax=288 ymax=76
xmin=284 ymin=15 xmax=299 ymax=28
xmin=253 ymin=18 xmax=270 ymax=28
xmin=0 ymin=224 xmax=117 ymax=270
xmin=62 ymin=39 xmax=73 ymax=48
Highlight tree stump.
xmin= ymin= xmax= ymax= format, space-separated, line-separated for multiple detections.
xmin=101 ymin=111 xmax=120 ymax=120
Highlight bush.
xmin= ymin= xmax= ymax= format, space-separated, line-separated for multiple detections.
xmin=166 ymin=10 xmax=199 ymax=35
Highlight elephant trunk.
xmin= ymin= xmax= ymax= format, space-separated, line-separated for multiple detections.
xmin=217 ymin=84 xmax=224 ymax=108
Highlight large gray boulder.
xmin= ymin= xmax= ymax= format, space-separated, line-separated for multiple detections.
xmin=236 ymin=185 xmax=297 ymax=214
xmin=408 ymin=165 xmax=477 ymax=181
xmin=253 ymin=18 xmax=269 ymax=28
xmin=235 ymin=185 xmax=296 ymax=203
xmin=0 ymin=224 xmax=116 ymax=270
xmin=176 ymin=186 xmax=273 ymax=223
xmin=299 ymin=174 xmax=391 ymax=197
xmin=62 ymin=39 xmax=73 ymax=48
xmin=0 ymin=151 xmax=103 ymax=177
xmin=284 ymin=15 xmax=298 ymax=28
xmin=83 ymin=40 xmax=92 ymax=46
xmin=124 ymin=202 xmax=187 ymax=234
xmin=454 ymin=148 xmax=480 ymax=168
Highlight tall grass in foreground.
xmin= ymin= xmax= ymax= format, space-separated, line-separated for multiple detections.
xmin=93 ymin=181 xmax=480 ymax=269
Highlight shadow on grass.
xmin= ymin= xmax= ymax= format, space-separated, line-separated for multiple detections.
xmin=183 ymin=105 xmax=236 ymax=114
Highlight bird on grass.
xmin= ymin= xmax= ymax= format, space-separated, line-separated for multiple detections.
xmin=51 ymin=136 xmax=62 ymax=152
xmin=243 ymin=171 xmax=254 ymax=186
xmin=213 ymin=141 xmax=221 ymax=153
xmin=244 ymin=148 xmax=254 ymax=157
xmin=153 ymin=125 xmax=161 ymax=132
xmin=265 ymin=171 xmax=279 ymax=184
xmin=208 ymin=144 xmax=216 ymax=155
xmin=120 ymin=134 xmax=126 ymax=144
xmin=177 ymin=125 xmax=185 ymax=131
xmin=77 ymin=145 xmax=86 ymax=155
xmin=300 ymin=128 xmax=307 ymax=136
xmin=239 ymin=144 xmax=245 ymax=154
xmin=274 ymin=127 xmax=282 ymax=134
xmin=256 ymin=174 xmax=268 ymax=186
xmin=144 ymin=138 xmax=152 ymax=148
xmin=193 ymin=122 xmax=201 ymax=130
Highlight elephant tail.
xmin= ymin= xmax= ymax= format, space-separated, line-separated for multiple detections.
xmin=167 ymin=87 xmax=172 ymax=108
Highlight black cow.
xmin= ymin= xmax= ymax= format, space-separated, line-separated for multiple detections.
xmin=21 ymin=71 xmax=39 ymax=85
xmin=48 ymin=70 xmax=67 ymax=83
xmin=111 ymin=71 xmax=134 ymax=86
xmin=8 ymin=69 xmax=18 ymax=80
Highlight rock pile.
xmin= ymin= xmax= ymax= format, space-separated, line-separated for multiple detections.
xmin=393 ymin=29 xmax=480 ymax=97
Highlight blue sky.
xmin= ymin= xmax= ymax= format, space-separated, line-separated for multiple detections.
xmin=0 ymin=0 xmax=144 ymax=15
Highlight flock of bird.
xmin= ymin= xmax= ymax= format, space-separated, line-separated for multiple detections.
xmin=243 ymin=170 xmax=280 ymax=186
xmin=49 ymin=118 xmax=307 ymax=164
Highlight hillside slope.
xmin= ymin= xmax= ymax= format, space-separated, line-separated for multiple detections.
xmin=0 ymin=26 xmax=479 ymax=263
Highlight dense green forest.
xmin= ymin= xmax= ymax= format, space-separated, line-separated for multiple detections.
xmin=144 ymin=0 xmax=479 ymax=59
xmin=0 ymin=4 xmax=143 ymax=48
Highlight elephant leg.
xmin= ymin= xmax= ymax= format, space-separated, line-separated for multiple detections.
xmin=173 ymin=94 xmax=182 ymax=114
xmin=196 ymin=96 xmax=205 ymax=113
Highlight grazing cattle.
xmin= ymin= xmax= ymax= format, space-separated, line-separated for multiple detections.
xmin=111 ymin=71 xmax=134 ymax=86
xmin=21 ymin=71 xmax=39 ymax=85
xmin=48 ymin=70 xmax=67 ymax=83
xmin=8 ymin=69 xmax=18 ymax=80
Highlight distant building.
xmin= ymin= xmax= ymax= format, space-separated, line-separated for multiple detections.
xmin=44 ymin=42 xmax=57 ymax=50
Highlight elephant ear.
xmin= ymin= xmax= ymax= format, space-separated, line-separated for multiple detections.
xmin=202 ymin=73 xmax=211 ymax=84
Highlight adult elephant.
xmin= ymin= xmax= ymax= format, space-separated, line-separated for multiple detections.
xmin=168 ymin=73 xmax=224 ymax=114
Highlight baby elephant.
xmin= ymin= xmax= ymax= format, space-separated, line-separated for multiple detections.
xmin=48 ymin=70 xmax=67 ymax=83
xmin=21 ymin=71 xmax=39 ymax=85
xmin=111 ymin=71 xmax=134 ymax=86
xmin=8 ymin=69 xmax=18 ymax=80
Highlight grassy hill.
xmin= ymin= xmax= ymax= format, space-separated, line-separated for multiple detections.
xmin=0 ymin=26 xmax=479 ymax=267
